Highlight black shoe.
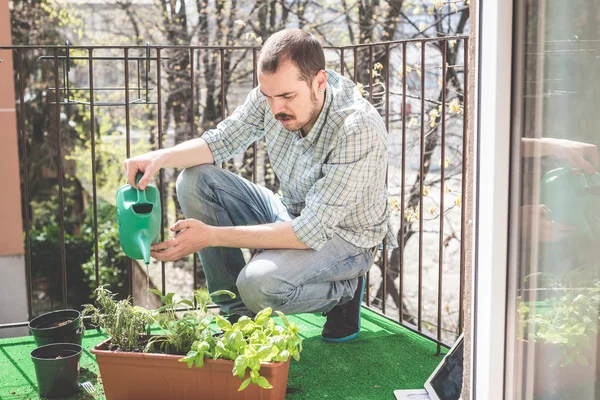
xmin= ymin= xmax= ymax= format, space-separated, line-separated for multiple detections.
xmin=321 ymin=275 xmax=366 ymax=343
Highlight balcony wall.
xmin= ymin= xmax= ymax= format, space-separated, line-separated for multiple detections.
xmin=0 ymin=0 xmax=27 ymax=337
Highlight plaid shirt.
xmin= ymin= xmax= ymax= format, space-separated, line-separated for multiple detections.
xmin=202 ymin=70 xmax=398 ymax=250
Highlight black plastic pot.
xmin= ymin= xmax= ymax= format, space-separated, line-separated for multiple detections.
xmin=30 ymin=343 xmax=82 ymax=398
xmin=28 ymin=309 xmax=83 ymax=346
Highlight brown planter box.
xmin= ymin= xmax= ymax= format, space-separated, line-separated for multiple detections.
xmin=91 ymin=338 xmax=290 ymax=400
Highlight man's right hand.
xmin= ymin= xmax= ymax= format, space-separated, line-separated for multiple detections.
xmin=123 ymin=150 xmax=166 ymax=190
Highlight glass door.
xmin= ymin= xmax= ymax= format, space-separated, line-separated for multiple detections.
xmin=507 ymin=0 xmax=600 ymax=398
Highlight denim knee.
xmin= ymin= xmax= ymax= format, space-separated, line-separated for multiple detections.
xmin=236 ymin=271 xmax=283 ymax=314
xmin=176 ymin=164 xmax=218 ymax=209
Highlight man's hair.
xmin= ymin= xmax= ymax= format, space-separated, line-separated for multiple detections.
xmin=258 ymin=29 xmax=325 ymax=85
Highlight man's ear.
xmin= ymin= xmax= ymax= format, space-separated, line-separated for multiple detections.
xmin=316 ymin=69 xmax=327 ymax=89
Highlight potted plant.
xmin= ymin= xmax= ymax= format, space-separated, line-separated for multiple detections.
xmin=30 ymin=342 xmax=83 ymax=398
xmin=517 ymin=271 xmax=600 ymax=395
xmin=28 ymin=309 xmax=84 ymax=347
xmin=84 ymin=286 xmax=302 ymax=400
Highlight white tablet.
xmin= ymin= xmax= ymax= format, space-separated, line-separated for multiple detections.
xmin=394 ymin=334 xmax=464 ymax=400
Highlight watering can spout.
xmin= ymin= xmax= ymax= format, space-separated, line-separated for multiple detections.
xmin=137 ymin=234 xmax=151 ymax=266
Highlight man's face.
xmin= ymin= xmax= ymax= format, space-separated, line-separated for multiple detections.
xmin=258 ymin=60 xmax=323 ymax=134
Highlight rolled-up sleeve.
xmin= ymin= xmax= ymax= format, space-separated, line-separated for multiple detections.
xmin=291 ymin=122 xmax=381 ymax=250
xmin=202 ymin=87 xmax=267 ymax=165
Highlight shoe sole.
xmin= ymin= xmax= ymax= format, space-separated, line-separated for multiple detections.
xmin=321 ymin=275 xmax=366 ymax=343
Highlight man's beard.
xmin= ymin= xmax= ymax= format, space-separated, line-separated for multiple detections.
xmin=298 ymin=93 xmax=322 ymax=134
xmin=275 ymin=90 xmax=321 ymax=134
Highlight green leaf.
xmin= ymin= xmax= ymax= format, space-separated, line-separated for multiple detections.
xmin=229 ymin=330 xmax=244 ymax=352
xmin=255 ymin=376 xmax=273 ymax=389
xmin=216 ymin=315 xmax=233 ymax=331
xmin=163 ymin=292 xmax=175 ymax=305
xmin=180 ymin=350 xmax=198 ymax=368
xmin=256 ymin=345 xmax=278 ymax=360
xmin=254 ymin=308 xmax=272 ymax=325
xmin=275 ymin=311 xmax=290 ymax=327
xmin=180 ymin=299 xmax=194 ymax=308
xmin=237 ymin=317 xmax=255 ymax=333
xmin=238 ymin=378 xmax=252 ymax=392
xmin=210 ymin=290 xmax=237 ymax=299
xmin=232 ymin=356 xmax=249 ymax=379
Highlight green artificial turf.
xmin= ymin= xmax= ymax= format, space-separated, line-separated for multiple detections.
xmin=0 ymin=309 xmax=445 ymax=399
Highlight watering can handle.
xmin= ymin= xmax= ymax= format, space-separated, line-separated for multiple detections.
xmin=135 ymin=172 xmax=148 ymax=203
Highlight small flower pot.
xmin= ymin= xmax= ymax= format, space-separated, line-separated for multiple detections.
xmin=30 ymin=343 xmax=82 ymax=398
xmin=91 ymin=338 xmax=290 ymax=400
xmin=28 ymin=309 xmax=83 ymax=347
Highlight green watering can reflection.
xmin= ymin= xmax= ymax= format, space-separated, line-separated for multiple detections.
xmin=116 ymin=172 xmax=161 ymax=265
xmin=540 ymin=167 xmax=600 ymax=240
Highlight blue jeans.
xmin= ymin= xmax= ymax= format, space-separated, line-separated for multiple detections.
xmin=176 ymin=165 xmax=375 ymax=316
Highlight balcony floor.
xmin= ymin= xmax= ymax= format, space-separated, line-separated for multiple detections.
xmin=0 ymin=308 xmax=446 ymax=399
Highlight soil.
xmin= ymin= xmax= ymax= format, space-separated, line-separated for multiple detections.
xmin=39 ymin=319 xmax=73 ymax=329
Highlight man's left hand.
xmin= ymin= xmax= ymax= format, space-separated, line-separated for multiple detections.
xmin=151 ymin=219 xmax=213 ymax=262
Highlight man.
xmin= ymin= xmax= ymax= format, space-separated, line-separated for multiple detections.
xmin=123 ymin=28 xmax=397 ymax=342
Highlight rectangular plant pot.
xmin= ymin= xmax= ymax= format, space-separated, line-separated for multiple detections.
xmin=91 ymin=339 xmax=290 ymax=400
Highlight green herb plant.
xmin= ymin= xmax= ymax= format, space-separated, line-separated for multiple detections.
xmin=517 ymin=271 xmax=600 ymax=366
xmin=181 ymin=308 xmax=303 ymax=391
xmin=144 ymin=288 xmax=234 ymax=355
xmin=84 ymin=285 xmax=302 ymax=391
xmin=82 ymin=286 xmax=153 ymax=352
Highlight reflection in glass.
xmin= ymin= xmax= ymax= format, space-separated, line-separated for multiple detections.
xmin=510 ymin=1 xmax=600 ymax=399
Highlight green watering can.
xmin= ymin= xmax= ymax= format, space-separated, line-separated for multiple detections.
xmin=540 ymin=167 xmax=600 ymax=240
xmin=116 ymin=172 xmax=161 ymax=265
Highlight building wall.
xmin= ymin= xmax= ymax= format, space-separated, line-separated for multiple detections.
xmin=0 ymin=0 xmax=29 ymax=337
xmin=461 ymin=0 xmax=478 ymax=397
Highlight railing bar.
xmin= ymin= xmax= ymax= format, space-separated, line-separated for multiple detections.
xmin=418 ymin=41 xmax=425 ymax=332
xmin=0 ymin=36 xmax=468 ymax=50
xmin=340 ymin=48 xmax=344 ymax=77
xmin=193 ymin=252 xmax=198 ymax=306
xmin=192 ymin=47 xmax=201 ymax=298
xmin=252 ymin=49 xmax=258 ymax=183
xmin=353 ymin=47 xmax=358 ymax=83
xmin=146 ymin=44 xmax=150 ymax=106
xmin=219 ymin=49 xmax=226 ymax=169
xmin=400 ymin=43 xmax=407 ymax=325
xmin=38 ymin=56 xmax=170 ymax=60
xmin=459 ymin=38 xmax=469 ymax=334
xmin=137 ymin=59 xmax=142 ymax=100
xmin=53 ymin=101 xmax=159 ymax=106
xmin=124 ymin=48 xmax=134 ymax=300
xmin=0 ymin=303 xmax=221 ymax=330
xmin=220 ymin=49 xmax=225 ymax=121
xmin=17 ymin=50 xmax=33 ymax=319
xmin=54 ymin=49 xmax=68 ymax=309
xmin=437 ymin=43 xmax=447 ymax=356
xmin=366 ymin=45 xmax=374 ymax=307
xmin=64 ymin=43 xmax=69 ymax=105
xmin=157 ymin=49 xmax=166 ymax=296
xmin=190 ymin=48 xmax=195 ymax=137
xmin=364 ymin=305 xmax=452 ymax=348
xmin=382 ymin=43 xmax=390 ymax=314
xmin=190 ymin=48 xmax=198 ymax=306
xmin=327 ymin=35 xmax=469 ymax=48
xmin=49 ymin=87 xmax=155 ymax=91
xmin=89 ymin=50 xmax=100 ymax=289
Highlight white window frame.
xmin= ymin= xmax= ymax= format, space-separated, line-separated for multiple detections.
xmin=473 ymin=0 xmax=514 ymax=399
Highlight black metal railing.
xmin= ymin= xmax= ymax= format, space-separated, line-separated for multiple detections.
xmin=0 ymin=35 xmax=469 ymax=353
